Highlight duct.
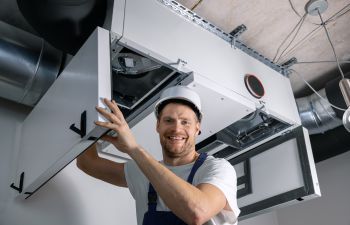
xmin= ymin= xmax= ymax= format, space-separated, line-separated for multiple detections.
xmin=296 ymin=88 xmax=342 ymax=135
xmin=310 ymin=125 xmax=350 ymax=162
xmin=0 ymin=21 xmax=63 ymax=107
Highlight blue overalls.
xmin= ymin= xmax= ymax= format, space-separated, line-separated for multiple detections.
xmin=142 ymin=153 xmax=208 ymax=225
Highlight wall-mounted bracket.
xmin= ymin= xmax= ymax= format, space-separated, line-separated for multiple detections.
xmin=69 ymin=110 xmax=87 ymax=138
xmin=10 ymin=172 xmax=24 ymax=193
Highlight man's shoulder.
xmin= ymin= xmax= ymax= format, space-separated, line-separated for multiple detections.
xmin=204 ymin=155 xmax=232 ymax=166
xmin=200 ymin=155 xmax=235 ymax=173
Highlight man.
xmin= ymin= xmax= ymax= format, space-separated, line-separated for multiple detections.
xmin=77 ymin=86 xmax=240 ymax=225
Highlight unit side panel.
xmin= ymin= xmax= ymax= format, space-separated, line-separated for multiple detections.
xmin=16 ymin=28 xmax=111 ymax=197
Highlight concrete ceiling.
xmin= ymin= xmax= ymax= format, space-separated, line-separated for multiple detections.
xmin=1 ymin=0 xmax=349 ymax=97
xmin=177 ymin=0 xmax=350 ymax=97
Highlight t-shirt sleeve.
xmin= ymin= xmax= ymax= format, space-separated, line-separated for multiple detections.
xmin=124 ymin=159 xmax=148 ymax=200
xmin=194 ymin=157 xmax=241 ymax=220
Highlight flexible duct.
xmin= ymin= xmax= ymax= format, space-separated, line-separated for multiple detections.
xmin=296 ymin=72 xmax=350 ymax=135
xmin=0 ymin=21 xmax=62 ymax=106
xmin=296 ymin=88 xmax=342 ymax=134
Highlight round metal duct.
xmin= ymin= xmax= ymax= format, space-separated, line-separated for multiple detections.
xmin=17 ymin=0 xmax=107 ymax=55
xmin=0 ymin=21 xmax=63 ymax=106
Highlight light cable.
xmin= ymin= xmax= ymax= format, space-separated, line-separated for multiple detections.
xmin=296 ymin=60 xmax=350 ymax=64
xmin=317 ymin=9 xmax=345 ymax=79
xmin=290 ymin=69 xmax=347 ymax=111
xmin=276 ymin=13 xmax=307 ymax=63
xmin=272 ymin=13 xmax=307 ymax=62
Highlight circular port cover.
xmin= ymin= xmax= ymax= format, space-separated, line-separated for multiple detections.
xmin=244 ymin=74 xmax=265 ymax=99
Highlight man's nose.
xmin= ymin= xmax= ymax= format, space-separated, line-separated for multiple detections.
xmin=171 ymin=120 xmax=182 ymax=131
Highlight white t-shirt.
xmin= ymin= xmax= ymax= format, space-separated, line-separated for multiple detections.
xmin=124 ymin=155 xmax=240 ymax=225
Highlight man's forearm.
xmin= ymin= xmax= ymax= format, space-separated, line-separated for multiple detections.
xmin=128 ymin=147 xmax=226 ymax=225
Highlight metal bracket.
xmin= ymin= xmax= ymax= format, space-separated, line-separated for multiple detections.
xmin=69 ymin=111 xmax=87 ymax=138
xmin=230 ymin=24 xmax=247 ymax=39
xmin=281 ymin=57 xmax=297 ymax=76
xmin=158 ymin=0 xmax=286 ymax=76
xmin=281 ymin=57 xmax=298 ymax=68
xmin=10 ymin=172 xmax=24 ymax=193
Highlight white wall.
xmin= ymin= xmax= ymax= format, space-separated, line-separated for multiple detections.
xmin=0 ymin=98 xmax=137 ymax=225
xmin=276 ymin=150 xmax=350 ymax=225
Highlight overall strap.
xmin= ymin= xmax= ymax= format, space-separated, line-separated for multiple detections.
xmin=147 ymin=152 xmax=208 ymax=212
xmin=147 ymin=183 xmax=158 ymax=212
xmin=187 ymin=152 xmax=208 ymax=183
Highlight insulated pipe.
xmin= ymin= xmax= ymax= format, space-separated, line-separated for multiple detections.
xmin=0 ymin=21 xmax=62 ymax=106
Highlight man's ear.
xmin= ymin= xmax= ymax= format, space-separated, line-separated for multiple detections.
xmin=196 ymin=122 xmax=201 ymax=136
xmin=156 ymin=119 xmax=160 ymax=133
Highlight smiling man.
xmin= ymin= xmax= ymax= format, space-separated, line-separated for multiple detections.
xmin=77 ymin=86 xmax=240 ymax=225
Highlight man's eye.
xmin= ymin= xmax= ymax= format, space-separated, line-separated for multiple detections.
xmin=165 ymin=118 xmax=172 ymax=123
xmin=182 ymin=120 xmax=190 ymax=125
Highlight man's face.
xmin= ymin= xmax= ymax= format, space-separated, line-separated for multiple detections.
xmin=156 ymin=103 xmax=200 ymax=159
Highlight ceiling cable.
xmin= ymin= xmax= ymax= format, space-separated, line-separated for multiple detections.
xmin=288 ymin=0 xmax=302 ymax=17
xmin=278 ymin=25 xmax=322 ymax=60
xmin=296 ymin=60 xmax=350 ymax=64
xmin=290 ymin=69 xmax=347 ymax=111
xmin=272 ymin=13 xmax=307 ymax=62
xmin=191 ymin=0 xmax=203 ymax=10
xmin=326 ymin=3 xmax=350 ymax=22
xmin=288 ymin=0 xmax=320 ymax=25
xmin=317 ymin=9 xmax=345 ymax=79
xmin=278 ymin=3 xmax=350 ymax=61
xmin=276 ymin=14 xmax=306 ymax=63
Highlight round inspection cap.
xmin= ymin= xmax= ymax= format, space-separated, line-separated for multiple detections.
xmin=244 ymin=74 xmax=265 ymax=99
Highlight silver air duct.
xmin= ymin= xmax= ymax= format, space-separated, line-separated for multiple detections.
xmin=296 ymin=88 xmax=342 ymax=135
xmin=0 ymin=21 xmax=62 ymax=106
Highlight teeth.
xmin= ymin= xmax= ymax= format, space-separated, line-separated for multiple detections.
xmin=169 ymin=136 xmax=184 ymax=140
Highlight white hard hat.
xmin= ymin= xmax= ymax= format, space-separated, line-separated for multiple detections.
xmin=154 ymin=86 xmax=202 ymax=121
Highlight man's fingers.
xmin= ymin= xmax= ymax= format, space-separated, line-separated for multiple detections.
xmin=96 ymin=106 xmax=121 ymax=124
xmin=103 ymin=98 xmax=124 ymax=118
xmin=95 ymin=120 xmax=117 ymax=130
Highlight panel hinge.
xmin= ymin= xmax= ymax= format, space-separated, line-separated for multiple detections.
xmin=10 ymin=172 xmax=24 ymax=193
xmin=69 ymin=111 xmax=87 ymax=138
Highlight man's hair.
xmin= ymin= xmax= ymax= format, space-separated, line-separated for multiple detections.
xmin=156 ymin=99 xmax=202 ymax=122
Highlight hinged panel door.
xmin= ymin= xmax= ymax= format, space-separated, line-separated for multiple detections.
xmin=228 ymin=127 xmax=321 ymax=219
xmin=14 ymin=27 xmax=111 ymax=198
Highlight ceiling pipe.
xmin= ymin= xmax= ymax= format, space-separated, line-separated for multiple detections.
xmin=296 ymin=72 xmax=350 ymax=162
xmin=17 ymin=0 xmax=107 ymax=55
xmin=296 ymin=88 xmax=342 ymax=135
xmin=0 ymin=21 xmax=63 ymax=107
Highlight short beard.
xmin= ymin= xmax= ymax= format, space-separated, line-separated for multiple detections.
xmin=161 ymin=140 xmax=194 ymax=159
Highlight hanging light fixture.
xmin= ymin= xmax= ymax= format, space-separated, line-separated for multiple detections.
xmin=305 ymin=0 xmax=350 ymax=131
